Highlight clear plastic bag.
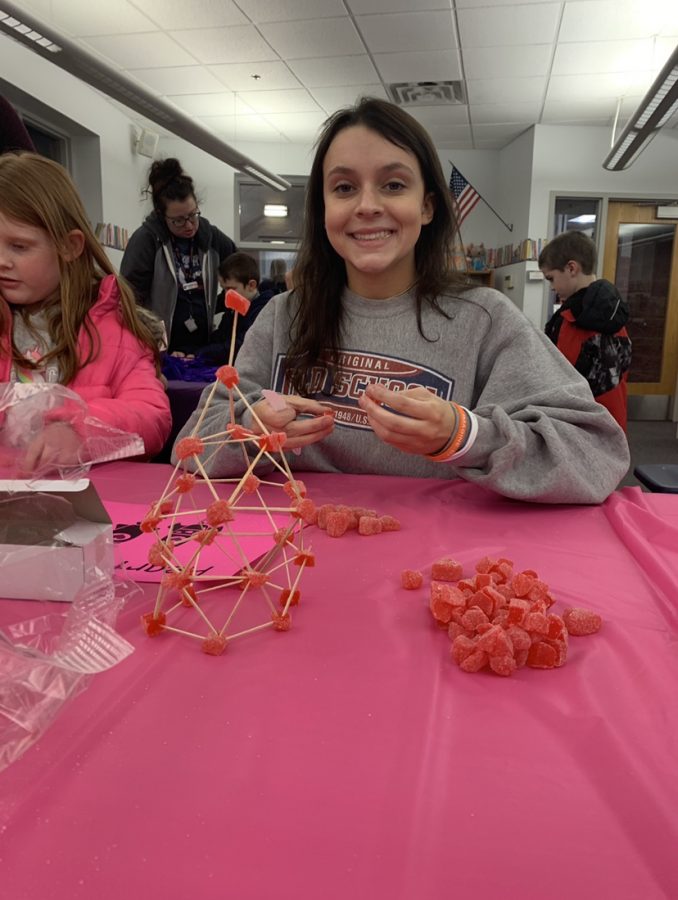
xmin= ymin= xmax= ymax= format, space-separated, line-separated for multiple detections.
xmin=0 ymin=577 xmax=138 ymax=773
xmin=0 ymin=382 xmax=144 ymax=481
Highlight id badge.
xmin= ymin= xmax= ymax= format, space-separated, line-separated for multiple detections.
xmin=183 ymin=280 xmax=199 ymax=292
xmin=184 ymin=316 xmax=198 ymax=333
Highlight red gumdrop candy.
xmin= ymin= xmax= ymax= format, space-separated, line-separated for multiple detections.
xmin=459 ymin=649 xmax=489 ymax=673
xmin=140 ymin=513 xmax=161 ymax=533
xmin=527 ymin=641 xmax=558 ymax=669
xmin=336 ymin=506 xmax=359 ymax=530
xmin=162 ymin=571 xmax=191 ymax=591
xmin=242 ymin=474 xmax=261 ymax=494
xmin=294 ymin=549 xmax=315 ymax=567
xmin=468 ymin=589 xmax=494 ymax=619
xmin=279 ymin=588 xmax=300 ymax=608
xmin=475 ymin=556 xmax=495 ymax=574
xmin=226 ymin=423 xmax=253 ymax=440
xmin=505 ymin=624 xmax=531 ymax=653
xmin=507 ymin=597 xmax=531 ymax=625
xmin=448 ymin=621 xmax=466 ymax=641
xmin=202 ymin=633 xmax=227 ymax=656
xmin=141 ymin=612 xmax=166 ymax=636
xmin=511 ymin=572 xmax=535 ymax=598
xmin=358 ymin=516 xmax=382 ymax=536
xmin=401 ymin=569 xmax=424 ymax=590
xmin=258 ymin=432 xmax=287 ymax=452
xmin=193 ymin=528 xmax=217 ymax=545
xmin=515 ymin=648 xmax=529 ymax=668
xmin=175 ymin=436 xmax=204 ymax=460
xmin=206 ymin=499 xmax=234 ymax=526
xmin=273 ymin=527 xmax=295 ymax=546
xmin=216 ymin=365 xmax=239 ymax=388
xmin=461 ymin=607 xmax=490 ymax=632
xmin=326 ymin=510 xmax=350 ymax=538
xmin=182 ymin=585 xmax=198 ymax=607
xmin=450 ymin=634 xmax=477 ymax=665
xmin=157 ymin=500 xmax=173 ymax=515
xmin=292 ymin=498 xmax=318 ymax=524
xmin=562 ymin=607 xmax=602 ymax=636
xmin=546 ymin=614 xmax=567 ymax=640
xmin=431 ymin=557 xmax=464 ymax=582
xmin=317 ymin=504 xmax=336 ymax=529
xmin=176 ymin=473 xmax=196 ymax=493
xmin=245 ymin=571 xmax=268 ymax=588
xmin=225 ymin=288 xmax=251 ymax=315
xmin=148 ymin=539 xmax=174 ymax=567
xmin=272 ymin=611 xmax=291 ymax=631
xmin=545 ymin=638 xmax=568 ymax=667
xmin=283 ymin=479 xmax=307 ymax=499
xmin=477 ymin=624 xmax=514 ymax=658
xmin=379 ymin=515 xmax=401 ymax=532
xmin=524 ymin=611 xmax=549 ymax=636
xmin=489 ymin=654 xmax=517 ymax=677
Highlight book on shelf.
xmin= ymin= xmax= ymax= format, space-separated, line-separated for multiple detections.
xmin=486 ymin=237 xmax=548 ymax=268
xmin=95 ymin=222 xmax=129 ymax=251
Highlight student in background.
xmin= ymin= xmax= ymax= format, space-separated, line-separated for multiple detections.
xmin=121 ymin=158 xmax=236 ymax=357
xmin=200 ymin=252 xmax=274 ymax=365
xmin=0 ymin=95 xmax=35 ymax=154
xmin=0 ymin=153 xmax=170 ymax=469
xmin=539 ymin=231 xmax=631 ymax=431
xmin=175 ymin=97 xmax=629 ymax=504
xmin=259 ymin=257 xmax=289 ymax=295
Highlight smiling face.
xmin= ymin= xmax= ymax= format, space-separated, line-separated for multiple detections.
xmin=322 ymin=125 xmax=434 ymax=298
xmin=0 ymin=212 xmax=62 ymax=308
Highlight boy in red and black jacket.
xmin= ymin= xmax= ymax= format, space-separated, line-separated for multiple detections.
xmin=539 ymin=231 xmax=631 ymax=431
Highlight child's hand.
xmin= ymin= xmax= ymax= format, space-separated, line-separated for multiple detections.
xmin=22 ymin=422 xmax=82 ymax=475
xmin=358 ymin=384 xmax=456 ymax=456
xmin=251 ymin=395 xmax=334 ymax=450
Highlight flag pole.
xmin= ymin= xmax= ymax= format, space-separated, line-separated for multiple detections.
xmin=448 ymin=161 xmax=513 ymax=232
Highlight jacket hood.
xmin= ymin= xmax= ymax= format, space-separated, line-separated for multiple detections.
xmin=562 ymin=279 xmax=629 ymax=334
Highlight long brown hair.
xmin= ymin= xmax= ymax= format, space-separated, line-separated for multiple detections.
xmin=0 ymin=152 xmax=159 ymax=383
xmin=288 ymin=97 xmax=470 ymax=394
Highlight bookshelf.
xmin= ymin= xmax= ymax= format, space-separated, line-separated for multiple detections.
xmin=464 ymin=269 xmax=494 ymax=288
xmin=95 ymin=222 xmax=129 ymax=251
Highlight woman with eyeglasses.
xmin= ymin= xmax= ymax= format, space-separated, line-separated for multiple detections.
xmin=121 ymin=158 xmax=236 ymax=356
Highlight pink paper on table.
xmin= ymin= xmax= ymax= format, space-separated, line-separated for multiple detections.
xmin=106 ymin=500 xmax=290 ymax=582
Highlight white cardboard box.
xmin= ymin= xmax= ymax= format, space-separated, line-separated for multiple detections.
xmin=0 ymin=478 xmax=113 ymax=601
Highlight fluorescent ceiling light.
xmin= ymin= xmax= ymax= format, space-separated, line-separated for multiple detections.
xmin=569 ymin=214 xmax=596 ymax=224
xmin=0 ymin=0 xmax=290 ymax=191
xmin=603 ymin=44 xmax=678 ymax=171
xmin=264 ymin=204 xmax=288 ymax=217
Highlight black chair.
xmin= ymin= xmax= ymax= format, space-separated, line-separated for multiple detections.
xmin=633 ymin=464 xmax=678 ymax=494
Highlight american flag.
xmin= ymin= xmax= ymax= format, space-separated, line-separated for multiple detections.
xmin=449 ymin=166 xmax=481 ymax=226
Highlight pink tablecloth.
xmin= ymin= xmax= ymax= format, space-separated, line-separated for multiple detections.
xmin=2 ymin=463 xmax=678 ymax=900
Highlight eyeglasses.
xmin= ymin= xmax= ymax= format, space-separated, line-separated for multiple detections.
xmin=166 ymin=210 xmax=200 ymax=228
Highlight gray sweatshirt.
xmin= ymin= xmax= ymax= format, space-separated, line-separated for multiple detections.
xmin=173 ymin=286 xmax=630 ymax=504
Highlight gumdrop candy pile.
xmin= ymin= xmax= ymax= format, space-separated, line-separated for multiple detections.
xmin=405 ymin=555 xmax=602 ymax=677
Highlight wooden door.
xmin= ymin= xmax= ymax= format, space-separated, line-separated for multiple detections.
xmin=603 ymin=202 xmax=678 ymax=395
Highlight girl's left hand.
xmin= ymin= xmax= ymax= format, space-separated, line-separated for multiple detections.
xmin=357 ymin=384 xmax=456 ymax=457
xmin=22 ymin=422 xmax=82 ymax=474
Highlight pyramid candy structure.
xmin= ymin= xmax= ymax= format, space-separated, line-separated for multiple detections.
xmin=139 ymin=290 xmax=314 ymax=656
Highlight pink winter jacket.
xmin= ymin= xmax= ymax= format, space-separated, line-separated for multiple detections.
xmin=0 ymin=274 xmax=171 ymax=457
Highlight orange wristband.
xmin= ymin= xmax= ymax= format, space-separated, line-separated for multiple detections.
xmin=427 ymin=403 xmax=468 ymax=462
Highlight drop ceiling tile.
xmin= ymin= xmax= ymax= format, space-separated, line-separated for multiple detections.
xmin=463 ymin=44 xmax=552 ymax=79
xmin=166 ymin=92 xmax=237 ymax=116
xmin=456 ymin=0 xmax=556 ymax=5
xmin=552 ymin=38 xmax=668 ymax=76
xmin=373 ymin=50 xmax=462 ymax=83
xmin=127 ymin=66 xmax=229 ymax=94
xmin=82 ymin=33 xmax=196 ymax=69
xmin=357 ymin=11 xmax=456 ymax=54
xmin=236 ymin=89 xmax=321 ymax=114
xmin=235 ymin=0 xmax=346 ymax=22
xmin=351 ymin=0 xmax=450 ymax=11
xmin=472 ymin=122 xmax=530 ymax=141
xmin=259 ymin=18 xmax=364 ymax=59
xmin=170 ymin=26 xmax=278 ymax=64
xmin=458 ymin=3 xmax=560 ymax=47
xmin=262 ymin=110 xmax=329 ymax=138
xmin=406 ymin=105 xmax=470 ymax=127
xmin=133 ymin=0 xmax=248 ymax=29
xmin=471 ymin=101 xmax=542 ymax=124
xmin=32 ymin=1 xmax=158 ymax=35
xmin=310 ymin=84 xmax=388 ymax=111
xmin=288 ymin=55 xmax=380 ymax=87
xmin=210 ymin=61 xmax=302 ymax=92
xmin=546 ymin=71 xmax=656 ymax=101
xmin=541 ymin=96 xmax=620 ymax=121
xmin=559 ymin=0 xmax=678 ymax=42
xmin=467 ymin=76 xmax=545 ymax=104
xmin=199 ymin=114 xmax=283 ymax=141
xmin=408 ymin=109 xmax=471 ymax=142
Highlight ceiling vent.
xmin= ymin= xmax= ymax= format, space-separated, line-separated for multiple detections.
xmin=388 ymin=81 xmax=466 ymax=107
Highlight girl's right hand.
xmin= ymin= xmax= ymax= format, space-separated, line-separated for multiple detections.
xmin=250 ymin=395 xmax=334 ymax=450
xmin=22 ymin=422 xmax=82 ymax=475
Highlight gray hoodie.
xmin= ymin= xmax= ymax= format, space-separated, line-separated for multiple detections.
xmin=173 ymin=285 xmax=630 ymax=504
